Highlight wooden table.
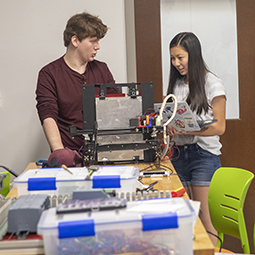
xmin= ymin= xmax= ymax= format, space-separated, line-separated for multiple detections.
xmin=5 ymin=161 xmax=214 ymax=255
xmin=137 ymin=161 xmax=214 ymax=255
xmin=6 ymin=162 xmax=40 ymax=199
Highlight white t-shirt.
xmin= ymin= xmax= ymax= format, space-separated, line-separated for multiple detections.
xmin=171 ymin=72 xmax=226 ymax=155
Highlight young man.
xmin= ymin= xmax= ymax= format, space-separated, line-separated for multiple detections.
xmin=36 ymin=12 xmax=117 ymax=166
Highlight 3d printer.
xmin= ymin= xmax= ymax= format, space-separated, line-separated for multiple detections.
xmin=69 ymin=82 xmax=177 ymax=165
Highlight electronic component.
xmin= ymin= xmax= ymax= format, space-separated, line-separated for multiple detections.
xmin=56 ymin=197 xmax=127 ymax=214
xmin=72 ymin=190 xmax=109 ymax=201
xmin=69 ymin=82 xmax=164 ymax=165
xmin=139 ymin=170 xmax=170 ymax=177
xmin=0 ymin=197 xmax=16 ymax=239
xmin=7 ymin=194 xmax=50 ymax=238
xmin=129 ymin=115 xmax=157 ymax=128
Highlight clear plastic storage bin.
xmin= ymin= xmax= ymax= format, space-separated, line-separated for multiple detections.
xmin=13 ymin=166 xmax=139 ymax=196
xmin=37 ymin=197 xmax=196 ymax=255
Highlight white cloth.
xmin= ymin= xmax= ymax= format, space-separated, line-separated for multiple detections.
xmin=171 ymin=72 xmax=226 ymax=155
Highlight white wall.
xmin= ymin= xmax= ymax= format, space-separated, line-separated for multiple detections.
xmin=0 ymin=0 xmax=127 ymax=176
xmin=160 ymin=0 xmax=239 ymax=119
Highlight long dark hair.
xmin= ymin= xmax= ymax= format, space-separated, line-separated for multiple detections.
xmin=167 ymin=32 xmax=210 ymax=115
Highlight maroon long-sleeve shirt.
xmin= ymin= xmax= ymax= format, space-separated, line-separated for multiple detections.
xmin=36 ymin=56 xmax=116 ymax=150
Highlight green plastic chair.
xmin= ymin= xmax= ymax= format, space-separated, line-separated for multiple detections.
xmin=0 ymin=171 xmax=10 ymax=197
xmin=208 ymin=167 xmax=254 ymax=254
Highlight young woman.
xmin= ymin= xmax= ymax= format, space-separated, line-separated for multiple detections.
xmin=167 ymin=32 xmax=226 ymax=245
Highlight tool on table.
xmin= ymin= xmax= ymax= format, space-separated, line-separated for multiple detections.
xmin=171 ymin=187 xmax=186 ymax=197
xmin=35 ymin=159 xmax=48 ymax=166
xmin=61 ymin=165 xmax=73 ymax=175
xmin=136 ymin=180 xmax=158 ymax=192
xmin=85 ymin=165 xmax=99 ymax=180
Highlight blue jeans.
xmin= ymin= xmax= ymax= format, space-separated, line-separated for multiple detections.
xmin=171 ymin=143 xmax=221 ymax=186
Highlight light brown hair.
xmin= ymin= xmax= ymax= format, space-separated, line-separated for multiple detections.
xmin=63 ymin=12 xmax=108 ymax=47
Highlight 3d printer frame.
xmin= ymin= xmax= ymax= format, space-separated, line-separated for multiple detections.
xmin=69 ymin=82 xmax=163 ymax=165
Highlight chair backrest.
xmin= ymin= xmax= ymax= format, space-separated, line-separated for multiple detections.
xmin=0 ymin=172 xmax=10 ymax=197
xmin=208 ymin=167 xmax=254 ymax=254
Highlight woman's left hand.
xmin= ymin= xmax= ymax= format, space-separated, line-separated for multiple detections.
xmin=168 ymin=95 xmax=226 ymax=137
xmin=168 ymin=125 xmax=188 ymax=136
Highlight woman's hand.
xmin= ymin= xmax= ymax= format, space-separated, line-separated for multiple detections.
xmin=167 ymin=125 xmax=188 ymax=136
xmin=168 ymin=95 xmax=226 ymax=137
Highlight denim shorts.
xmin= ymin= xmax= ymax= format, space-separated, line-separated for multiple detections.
xmin=171 ymin=143 xmax=221 ymax=186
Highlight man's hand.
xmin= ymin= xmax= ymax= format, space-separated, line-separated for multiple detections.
xmin=48 ymin=148 xmax=83 ymax=167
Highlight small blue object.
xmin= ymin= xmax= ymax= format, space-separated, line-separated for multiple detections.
xmin=142 ymin=212 xmax=178 ymax=231
xmin=92 ymin=175 xmax=121 ymax=189
xmin=28 ymin=177 xmax=57 ymax=191
xmin=58 ymin=219 xmax=95 ymax=238
xmin=36 ymin=158 xmax=48 ymax=166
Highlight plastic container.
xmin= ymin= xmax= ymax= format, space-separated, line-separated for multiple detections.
xmin=37 ymin=197 xmax=196 ymax=255
xmin=13 ymin=166 xmax=139 ymax=196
